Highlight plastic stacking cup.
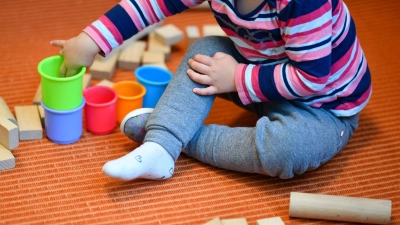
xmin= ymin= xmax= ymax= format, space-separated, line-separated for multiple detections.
xmin=41 ymin=98 xmax=85 ymax=145
xmin=135 ymin=66 xmax=172 ymax=108
xmin=83 ymin=86 xmax=118 ymax=135
xmin=112 ymin=81 xmax=146 ymax=124
xmin=38 ymin=55 xmax=86 ymax=110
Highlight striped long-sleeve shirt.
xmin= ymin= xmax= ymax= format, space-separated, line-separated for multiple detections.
xmin=84 ymin=0 xmax=371 ymax=117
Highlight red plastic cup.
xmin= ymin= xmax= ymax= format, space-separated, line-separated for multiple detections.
xmin=83 ymin=86 xmax=118 ymax=135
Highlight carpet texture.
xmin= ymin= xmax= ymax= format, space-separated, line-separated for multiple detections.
xmin=0 ymin=0 xmax=399 ymax=224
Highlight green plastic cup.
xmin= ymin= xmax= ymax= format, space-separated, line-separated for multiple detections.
xmin=38 ymin=55 xmax=86 ymax=110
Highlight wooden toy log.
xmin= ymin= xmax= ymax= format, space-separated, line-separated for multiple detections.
xmin=0 ymin=97 xmax=17 ymax=126
xmin=289 ymin=192 xmax=392 ymax=224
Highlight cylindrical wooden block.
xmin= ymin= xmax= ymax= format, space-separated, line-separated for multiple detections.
xmin=289 ymin=192 xmax=392 ymax=224
xmin=0 ymin=97 xmax=17 ymax=126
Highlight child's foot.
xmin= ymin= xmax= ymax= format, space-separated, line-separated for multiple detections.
xmin=120 ymin=108 xmax=153 ymax=143
xmin=102 ymin=142 xmax=175 ymax=181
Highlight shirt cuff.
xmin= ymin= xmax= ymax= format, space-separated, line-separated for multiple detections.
xmin=83 ymin=26 xmax=111 ymax=57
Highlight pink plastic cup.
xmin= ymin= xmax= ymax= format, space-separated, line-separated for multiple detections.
xmin=83 ymin=86 xmax=118 ymax=135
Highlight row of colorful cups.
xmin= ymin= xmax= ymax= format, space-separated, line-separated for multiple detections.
xmin=38 ymin=55 xmax=172 ymax=144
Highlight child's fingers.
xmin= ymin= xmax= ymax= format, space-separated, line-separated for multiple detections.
xmin=187 ymin=69 xmax=212 ymax=85
xmin=188 ymin=59 xmax=210 ymax=75
xmin=193 ymin=54 xmax=213 ymax=66
xmin=59 ymin=63 xmax=67 ymax=78
xmin=50 ymin=40 xmax=66 ymax=47
xmin=66 ymin=68 xmax=78 ymax=77
xmin=193 ymin=86 xmax=217 ymax=96
xmin=212 ymin=52 xmax=227 ymax=60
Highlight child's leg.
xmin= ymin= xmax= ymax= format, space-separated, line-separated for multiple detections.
xmin=185 ymin=100 xmax=359 ymax=179
xmin=103 ymin=36 xmax=245 ymax=180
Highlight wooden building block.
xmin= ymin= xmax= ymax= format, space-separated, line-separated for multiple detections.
xmin=146 ymin=62 xmax=169 ymax=70
xmin=14 ymin=105 xmax=43 ymax=140
xmin=154 ymin=24 xmax=183 ymax=46
xmin=0 ymin=145 xmax=15 ymax=171
xmin=203 ymin=25 xmax=227 ymax=37
xmin=289 ymin=192 xmax=392 ymax=224
xmin=142 ymin=51 xmax=166 ymax=65
xmin=90 ymin=50 xmax=120 ymax=80
xmin=83 ymin=73 xmax=92 ymax=89
xmin=186 ymin=25 xmax=201 ymax=46
xmin=256 ymin=217 xmax=285 ymax=225
xmin=96 ymin=79 xmax=114 ymax=88
xmin=116 ymin=22 xmax=162 ymax=51
xmin=37 ymin=105 xmax=45 ymax=127
xmin=203 ymin=217 xmax=222 ymax=225
xmin=118 ymin=41 xmax=147 ymax=70
xmin=148 ymin=33 xmax=171 ymax=60
xmin=32 ymin=83 xmax=42 ymax=105
xmin=0 ymin=116 xmax=19 ymax=150
xmin=0 ymin=96 xmax=17 ymax=126
xmin=221 ymin=218 xmax=248 ymax=225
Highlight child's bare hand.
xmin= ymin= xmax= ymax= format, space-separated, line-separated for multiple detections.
xmin=187 ymin=52 xmax=238 ymax=95
xmin=50 ymin=32 xmax=100 ymax=77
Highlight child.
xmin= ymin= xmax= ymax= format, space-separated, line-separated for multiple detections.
xmin=51 ymin=0 xmax=371 ymax=180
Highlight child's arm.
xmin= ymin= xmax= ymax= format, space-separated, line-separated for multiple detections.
xmin=235 ymin=0 xmax=335 ymax=104
xmin=51 ymin=0 xmax=207 ymax=76
xmin=83 ymin=0 xmax=207 ymax=56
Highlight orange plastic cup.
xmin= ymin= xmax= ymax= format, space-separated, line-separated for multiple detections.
xmin=112 ymin=81 xmax=146 ymax=124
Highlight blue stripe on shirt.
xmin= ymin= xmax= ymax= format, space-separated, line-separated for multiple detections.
xmin=130 ymin=0 xmax=149 ymax=27
xmin=289 ymin=54 xmax=331 ymax=78
xmin=258 ymin=65 xmax=285 ymax=101
xmin=164 ymin=0 xmax=189 ymax=15
xmin=105 ymin=4 xmax=138 ymax=40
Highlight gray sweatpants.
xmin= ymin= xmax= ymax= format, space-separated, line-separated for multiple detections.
xmin=145 ymin=36 xmax=359 ymax=179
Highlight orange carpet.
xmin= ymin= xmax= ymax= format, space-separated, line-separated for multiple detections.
xmin=0 ymin=1 xmax=399 ymax=224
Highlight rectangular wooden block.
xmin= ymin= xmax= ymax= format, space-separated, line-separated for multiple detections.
xmin=154 ymin=24 xmax=183 ymax=46
xmin=90 ymin=50 xmax=120 ymax=80
xmin=83 ymin=73 xmax=92 ymax=89
xmin=0 ymin=97 xmax=17 ymax=126
xmin=256 ymin=217 xmax=285 ymax=225
xmin=146 ymin=62 xmax=168 ymax=70
xmin=0 ymin=115 xmax=19 ymax=150
xmin=142 ymin=51 xmax=166 ymax=65
xmin=95 ymin=79 xmax=115 ymax=88
xmin=0 ymin=145 xmax=15 ymax=171
xmin=203 ymin=25 xmax=227 ymax=37
xmin=118 ymin=40 xmax=147 ymax=70
xmin=204 ymin=217 xmax=222 ymax=225
xmin=32 ymin=83 xmax=42 ymax=105
xmin=186 ymin=25 xmax=201 ymax=46
xmin=15 ymin=105 xmax=43 ymax=140
xmin=148 ymin=33 xmax=171 ymax=60
xmin=221 ymin=218 xmax=248 ymax=225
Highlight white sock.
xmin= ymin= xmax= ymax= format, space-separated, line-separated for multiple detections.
xmin=102 ymin=142 xmax=175 ymax=181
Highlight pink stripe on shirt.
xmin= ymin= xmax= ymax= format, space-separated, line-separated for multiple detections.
xmin=99 ymin=16 xmax=123 ymax=45
xmin=119 ymin=1 xmax=145 ymax=30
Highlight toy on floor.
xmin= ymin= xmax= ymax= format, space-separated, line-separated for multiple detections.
xmin=289 ymin=192 xmax=392 ymax=224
